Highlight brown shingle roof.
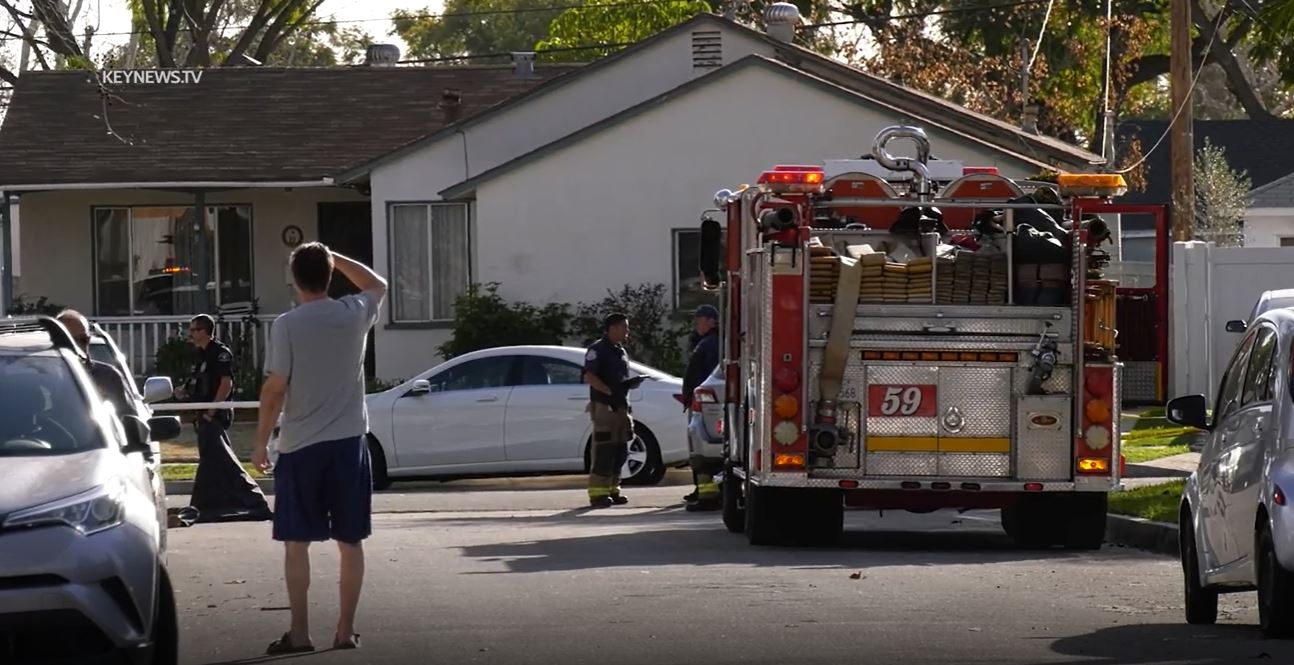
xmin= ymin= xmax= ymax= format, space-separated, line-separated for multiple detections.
xmin=0 ymin=64 xmax=582 ymax=187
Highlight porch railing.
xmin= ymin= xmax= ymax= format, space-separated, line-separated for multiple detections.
xmin=95 ymin=314 xmax=277 ymax=377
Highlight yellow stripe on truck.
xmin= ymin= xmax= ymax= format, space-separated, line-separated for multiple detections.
xmin=865 ymin=437 xmax=1011 ymax=453
xmin=866 ymin=437 xmax=938 ymax=452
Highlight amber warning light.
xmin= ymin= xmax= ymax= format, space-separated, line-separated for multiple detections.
xmin=758 ymin=166 xmax=824 ymax=191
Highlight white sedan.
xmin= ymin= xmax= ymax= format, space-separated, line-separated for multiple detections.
xmin=363 ymin=346 xmax=690 ymax=489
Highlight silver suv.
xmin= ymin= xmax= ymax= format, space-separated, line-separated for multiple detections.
xmin=0 ymin=317 xmax=181 ymax=664
xmin=1170 ymin=307 xmax=1294 ymax=637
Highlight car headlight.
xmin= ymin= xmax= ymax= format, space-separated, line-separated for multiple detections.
xmin=3 ymin=479 xmax=127 ymax=535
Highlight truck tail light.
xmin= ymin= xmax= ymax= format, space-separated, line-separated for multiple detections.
xmin=691 ymin=388 xmax=718 ymax=412
xmin=1078 ymin=365 xmax=1116 ymax=475
xmin=769 ymin=269 xmax=806 ymax=468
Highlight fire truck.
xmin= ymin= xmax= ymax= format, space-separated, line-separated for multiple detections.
xmin=697 ymin=125 xmax=1145 ymax=549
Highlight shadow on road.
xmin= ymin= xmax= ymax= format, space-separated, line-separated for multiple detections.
xmin=1048 ymin=622 xmax=1294 ymax=664
xmin=387 ymin=510 xmax=1160 ymax=574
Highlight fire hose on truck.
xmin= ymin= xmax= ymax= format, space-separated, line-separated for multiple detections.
xmin=697 ymin=125 xmax=1160 ymax=549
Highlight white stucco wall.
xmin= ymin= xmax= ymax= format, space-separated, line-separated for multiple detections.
xmin=1244 ymin=208 xmax=1294 ymax=247
xmin=15 ymin=187 xmax=366 ymax=316
xmin=368 ymin=22 xmax=775 ymax=378
xmin=471 ymin=64 xmax=1039 ymax=310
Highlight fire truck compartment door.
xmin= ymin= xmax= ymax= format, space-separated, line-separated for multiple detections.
xmin=862 ymin=365 xmax=1012 ymax=477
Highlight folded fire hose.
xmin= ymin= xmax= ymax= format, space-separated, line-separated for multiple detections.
xmin=816 ymin=255 xmax=863 ymax=427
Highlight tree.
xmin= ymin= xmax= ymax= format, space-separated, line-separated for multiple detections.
xmin=393 ymin=0 xmax=562 ymax=62
xmin=1193 ymin=138 xmax=1250 ymax=247
xmin=0 ymin=0 xmax=365 ymax=83
xmin=536 ymin=0 xmax=712 ymax=61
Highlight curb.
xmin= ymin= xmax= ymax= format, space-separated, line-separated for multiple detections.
xmin=1106 ymin=513 xmax=1178 ymax=557
xmin=166 ymin=478 xmax=275 ymax=496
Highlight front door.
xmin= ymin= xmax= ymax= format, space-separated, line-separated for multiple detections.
xmin=391 ymin=356 xmax=516 ymax=470
xmin=1201 ymin=330 xmax=1257 ymax=568
xmin=318 ymin=202 xmax=376 ymax=379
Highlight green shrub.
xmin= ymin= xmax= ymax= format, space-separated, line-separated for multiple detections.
xmin=366 ymin=377 xmax=402 ymax=393
xmin=6 ymin=294 xmax=64 ymax=316
xmin=154 ymin=336 xmax=193 ymax=389
xmin=570 ymin=284 xmax=690 ymax=376
xmin=437 ymin=283 xmax=570 ymax=360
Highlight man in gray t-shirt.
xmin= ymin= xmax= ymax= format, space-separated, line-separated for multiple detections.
xmin=252 ymin=242 xmax=386 ymax=655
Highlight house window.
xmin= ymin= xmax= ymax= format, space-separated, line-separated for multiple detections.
xmin=389 ymin=203 xmax=471 ymax=323
xmin=1279 ymin=237 xmax=1294 ymax=247
xmin=92 ymin=205 xmax=253 ymax=316
xmin=672 ymin=228 xmax=721 ymax=312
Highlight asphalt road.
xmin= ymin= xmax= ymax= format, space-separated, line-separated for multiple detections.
xmin=169 ymin=479 xmax=1294 ymax=665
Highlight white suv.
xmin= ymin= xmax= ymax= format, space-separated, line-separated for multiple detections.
xmin=0 ymin=316 xmax=181 ymax=664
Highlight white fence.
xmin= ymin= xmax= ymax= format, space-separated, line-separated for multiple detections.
xmin=1170 ymin=242 xmax=1294 ymax=401
xmin=95 ymin=314 xmax=276 ymax=377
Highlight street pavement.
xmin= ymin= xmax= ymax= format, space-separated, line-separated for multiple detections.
xmin=168 ymin=474 xmax=1294 ymax=665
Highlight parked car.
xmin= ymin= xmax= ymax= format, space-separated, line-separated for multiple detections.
xmin=1226 ymin=288 xmax=1294 ymax=334
xmin=0 ymin=316 xmax=182 ymax=664
xmin=363 ymin=345 xmax=689 ymax=489
xmin=1170 ymin=307 xmax=1294 ymax=637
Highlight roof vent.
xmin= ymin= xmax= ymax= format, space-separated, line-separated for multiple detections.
xmin=691 ymin=29 xmax=723 ymax=70
xmin=763 ymin=2 xmax=801 ymax=43
xmin=1021 ymin=102 xmax=1040 ymax=135
xmin=512 ymin=52 xmax=536 ymax=79
xmin=439 ymin=88 xmax=463 ymax=124
xmin=365 ymin=44 xmax=401 ymax=66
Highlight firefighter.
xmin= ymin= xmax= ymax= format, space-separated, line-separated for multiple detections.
xmin=583 ymin=313 xmax=645 ymax=509
xmin=682 ymin=304 xmax=722 ymax=511
xmin=183 ymin=314 xmax=271 ymax=522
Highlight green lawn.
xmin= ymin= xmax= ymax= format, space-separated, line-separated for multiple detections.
xmin=1108 ymin=479 xmax=1185 ymax=524
xmin=1120 ymin=407 xmax=1200 ymax=464
xmin=161 ymin=462 xmax=264 ymax=482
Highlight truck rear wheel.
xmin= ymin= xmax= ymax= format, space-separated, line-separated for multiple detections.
xmin=791 ymin=489 xmax=843 ymax=547
xmin=1003 ymin=497 xmax=1059 ymax=548
xmin=721 ymin=464 xmax=745 ymax=534
xmin=745 ymin=483 xmax=784 ymax=546
xmin=1060 ymin=493 xmax=1107 ymax=550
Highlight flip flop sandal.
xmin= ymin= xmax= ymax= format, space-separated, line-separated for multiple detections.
xmin=333 ymin=633 xmax=361 ymax=650
xmin=266 ymin=632 xmax=315 ymax=655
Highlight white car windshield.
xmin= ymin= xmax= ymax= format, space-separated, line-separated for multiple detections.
xmin=0 ymin=356 xmax=105 ymax=456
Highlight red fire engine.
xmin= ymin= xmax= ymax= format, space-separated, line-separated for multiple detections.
xmin=697 ymin=125 xmax=1156 ymax=548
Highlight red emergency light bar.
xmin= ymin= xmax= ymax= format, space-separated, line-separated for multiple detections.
xmin=962 ymin=166 xmax=1000 ymax=176
xmin=758 ymin=166 xmax=824 ymax=187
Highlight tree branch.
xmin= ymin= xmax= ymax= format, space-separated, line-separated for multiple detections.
xmin=30 ymin=0 xmax=83 ymax=57
xmin=0 ymin=64 xmax=18 ymax=85
xmin=140 ymin=0 xmax=178 ymax=67
xmin=1191 ymin=0 xmax=1274 ymax=119
xmin=253 ymin=0 xmax=324 ymax=64
xmin=224 ymin=0 xmax=280 ymax=65
xmin=0 ymin=0 xmax=53 ymax=70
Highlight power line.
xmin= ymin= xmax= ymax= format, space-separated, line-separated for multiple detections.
xmin=1116 ymin=6 xmax=1229 ymax=174
xmin=801 ymin=0 xmax=1049 ymax=30
xmin=1026 ymin=0 xmax=1055 ymax=73
xmin=84 ymin=0 xmax=693 ymax=38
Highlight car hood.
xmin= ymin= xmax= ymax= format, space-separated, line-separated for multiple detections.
xmin=0 ymin=449 xmax=115 ymax=517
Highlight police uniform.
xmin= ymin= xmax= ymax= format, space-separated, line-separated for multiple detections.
xmin=186 ymin=338 xmax=270 ymax=521
xmin=584 ymin=336 xmax=635 ymax=507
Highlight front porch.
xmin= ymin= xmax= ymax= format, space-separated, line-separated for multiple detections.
xmin=6 ymin=184 xmax=375 ymax=386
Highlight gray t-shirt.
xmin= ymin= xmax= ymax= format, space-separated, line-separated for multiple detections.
xmin=265 ymin=289 xmax=383 ymax=454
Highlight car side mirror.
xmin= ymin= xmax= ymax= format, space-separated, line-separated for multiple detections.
xmin=699 ymin=218 xmax=723 ymax=289
xmin=120 ymin=414 xmax=152 ymax=454
xmin=1166 ymin=394 xmax=1211 ymax=431
xmin=147 ymin=415 xmax=182 ymax=442
xmin=1225 ymin=320 xmax=1247 ymax=333
xmin=142 ymin=376 xmax=174 ymax=404
xmin=407 ymin=379 xmax=431 ymax=396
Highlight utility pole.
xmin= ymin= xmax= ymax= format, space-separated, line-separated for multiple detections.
xmin=1170 ymin=0 xmax=1194 ymax=241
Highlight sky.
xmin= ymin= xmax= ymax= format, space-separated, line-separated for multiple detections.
xmin=79 ymin=0 xmax=433 ymax=63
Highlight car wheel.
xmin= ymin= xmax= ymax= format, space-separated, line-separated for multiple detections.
xmin=1258 ymin=523 xmax=1294 ymax=638
xmin=620 ymin=424 xmax=666 ymax=486
xmin=367 ymin=434 xmax=392 ymax=491
xmin=721 ymin=463 xmax=745 ymax=533
xmin=1180 ymin=509 xmax=1218 ymax=625
xmin=149 ymin=565 xmax=179 ymax=665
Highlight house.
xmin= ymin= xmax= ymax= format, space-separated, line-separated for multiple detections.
xmin=1244 ymin=172 xmax=1294 ymax=247
xmin=0 ymin=12 xmax=1103 ymax=382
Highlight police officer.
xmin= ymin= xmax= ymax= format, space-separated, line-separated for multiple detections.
xmin=583 ymin=313 xmax=646 ymax=509
xmin=682 ymin=304 xmax=722 ymax=511
xmin=184 ymin=314 xmax=270 ymax=521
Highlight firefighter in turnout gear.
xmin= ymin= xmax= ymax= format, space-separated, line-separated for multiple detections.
xmin=583 ymin=314 xmax=646 ymax=508
xmin=682 ymin=304 xmax=722 ymax=511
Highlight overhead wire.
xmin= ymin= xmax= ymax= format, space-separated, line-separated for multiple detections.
xmin=799 ymin=0 xmax=1049 ymax=30
xmin=1025 ymin=0 xmax=1055 ymax=74
xmin=1115 ymin=5 xmax=1229 ymax=174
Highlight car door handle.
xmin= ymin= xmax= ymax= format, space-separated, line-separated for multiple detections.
xmin=477 ymin=396 xmax=499 ymax=403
